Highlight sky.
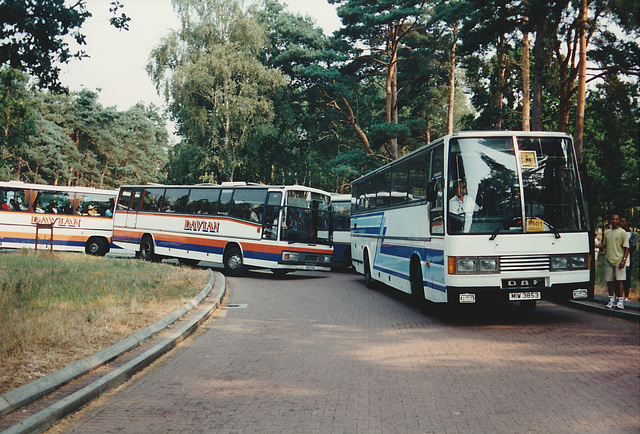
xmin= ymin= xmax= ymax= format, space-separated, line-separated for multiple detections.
xmin=59 ymin=0 xmax=341 ymax=117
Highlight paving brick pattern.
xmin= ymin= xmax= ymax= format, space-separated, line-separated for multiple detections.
xmin=66 ymin=270 xmax=639 ymax=433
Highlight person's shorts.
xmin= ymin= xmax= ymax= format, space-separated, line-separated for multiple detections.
xmin=604 ymin=263 xmax=626 ymax=282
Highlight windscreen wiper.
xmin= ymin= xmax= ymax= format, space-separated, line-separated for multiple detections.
xmin=536 ymin=215 xmax=561 ymax=239
xmin=489 ymin=213 xmax=518 ymax=241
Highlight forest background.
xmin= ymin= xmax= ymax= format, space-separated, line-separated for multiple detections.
xmin=0 ymin=0 xmax=638 ymax=227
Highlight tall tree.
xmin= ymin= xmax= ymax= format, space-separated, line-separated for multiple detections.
xmin=250 ymin=0 xmax=346 ymax=187
xmin=0 ymin=68 xmax=37 ymax=178
xmin=521 ymin=0 xmax=531 ymax=131
xmin=148 ymin=0 xmax=284 ymax=182
xmin=329 ymin=0 xmax=430 ymax=160
xmin=0 ymin=0 xmax=131 ymax=91
xmin=431 ymin=0 xmax=475 ymax=135
xmin=458 ymin=0 xmax=524 ymax=130
xmin=0 ymin=0 xmax=89 ymax=91
xmin=583 ymin=77 xmax=639 ymax=221
xmin=21 ymin=91 xmax=80 ymax=185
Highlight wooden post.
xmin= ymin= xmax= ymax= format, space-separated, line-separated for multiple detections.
xmin=35 ymin=223 xmax=54 ymax=251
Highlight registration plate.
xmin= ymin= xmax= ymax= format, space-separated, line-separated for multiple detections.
xmin=509 ymin=291 xmax=541 ymax=301
xmin=573 ymin=288 xmax=588 ymax=299
xmin=459 ymin=293 xmax=476 ymax=303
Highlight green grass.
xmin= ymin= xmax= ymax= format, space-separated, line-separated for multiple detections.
xmin=0 ymin=250 xmax=211 ymax=393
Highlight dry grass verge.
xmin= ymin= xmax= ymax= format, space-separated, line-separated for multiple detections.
xmin=0 ymin=250 xmax=211 ymax=394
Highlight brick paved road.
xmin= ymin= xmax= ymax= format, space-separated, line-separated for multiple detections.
xmin=66 ymin=270 xmax=639 ymax=433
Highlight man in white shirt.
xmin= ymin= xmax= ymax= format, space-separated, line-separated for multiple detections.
xmin=449 ymin=180 xmax=467 ymax=215
xmin=448 ymin=180 xmax=481 ymax=233
xmin=448 ymin=180 xmax=480 ymax=215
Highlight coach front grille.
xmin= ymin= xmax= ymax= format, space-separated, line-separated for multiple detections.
xmin=500 ymin=255 xmax=550 ymax=272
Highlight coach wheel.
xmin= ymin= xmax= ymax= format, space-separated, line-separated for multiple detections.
xmin=364 ymin=252 xmax=374 ymax=289
xmin=140 ymin=235 xmax=160 ymax=262
xmin=411 ymin=261 xmax=425 ymax=308
xmin=85 ymin=237 xmax=109 ymax=256
xmin=224 ymin=246 xmax=245 ymax=276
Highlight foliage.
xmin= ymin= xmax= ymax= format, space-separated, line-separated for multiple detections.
xmin=0 ymin=86 xmax=168 ymax=188
xmin=328 ymin=0 xmax=435 ymax=160
xmin=0 ymin=0 xmax=89 ymax=91
xmin=0 ymin=0 xmax=132 ymax=91
xmin=0 ymin=0 xmax=637 ymax=219
xmin=148 ymin=0 xmax=285 ymax=183
xmin=583 ymin=77 xmax=640 ymax=223
xmin=0 ymin=68 xmax=37 ymax=177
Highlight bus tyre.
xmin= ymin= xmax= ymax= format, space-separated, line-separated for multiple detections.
xmin=364 ymin=253 xmax=375 ymax=289
xmin=140 ymin=235 xmax=160 ymax=262
xmin=224 ymin=246 xmax=245 ymax=277
xmin=411 ymin=261 xmax=426 ymax=308
xmin=85 ymin=237 xmax=109 ymax=256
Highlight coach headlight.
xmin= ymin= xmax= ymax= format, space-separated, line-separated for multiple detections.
xmin=479 ymin=257 xmax=499 ymax=272
xmin=551 ymin=254 xmax=588 ymax=271
xmin=570 ymin=254 xmax=588 ymax=270
xmin=457 ymin=257 xmax=477 ymax=273
xmin=449 ymin=256 xmax=500 ymax=274
xmin=551 ymin=256 xmax=569 ymax=270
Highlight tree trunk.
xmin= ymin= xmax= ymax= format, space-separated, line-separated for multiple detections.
xmin=15 ymin=157 xmax=22 ymax=180
xmin=447 ymin=23 xmax=459 ymax=135
xmin=493 ymin=35 xmax=507 ymax=130
xmin=521 ymin=17 xmax=531 ymax=131
xmin=531 ymin=22 xmax=545 ymax=131
xmin=574 ymin=0 xmax=588 ymax=165
xmin=557 ymin=53 xmax=573 ymax=132
xmin=385 ymin=24 xmax=399 ymax=160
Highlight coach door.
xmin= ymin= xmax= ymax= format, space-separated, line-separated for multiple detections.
xmin=425 ymin=145 xmax=446 ymax=302
xmin=126 ymin=189 xmax=143 ymax=230
xmin=262 ymin=191 xmax=282 ymax=241
xmin=114 ymin=188 xmax=142 ymax=242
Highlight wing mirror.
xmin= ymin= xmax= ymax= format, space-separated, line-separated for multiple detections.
xmin=426 ymin=176 xmax=442 ymax=202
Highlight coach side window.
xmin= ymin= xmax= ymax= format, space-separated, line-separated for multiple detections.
xmin=77 ymin=193 xmax=114 ymax=217
xmin=117 ymin=189 xmax=132 ymax=210
xmin=162 ymin=188 xmax=189 ymax=213
xmin=391 ymin=161 xmax=409 ymax=205
xmin=230 ymin=189 xmax=267 ymax=222
xmin=140 ymin=188 xmax=165 ymax=212
xmin=130 ymin=190 xmax=143 ymax=212
xmin=36 ymin=191 xmax=74 ymax=215
xmin=351 ymin=183 xmax=360 ymax=213
xmin=0 ymin=188 xmax=28 ymax=211
xmin=186 ymin=188 xmax=220 ymax=215
xmin=364 ymin=177 xmax=376 ymax=210
xmin=376 ymin=171 xmax=391 ymax=207
xmin=408 ymin=152 xmax=429 ymax=202
xmin=217 ymin=189 xmax=233 ymax=216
